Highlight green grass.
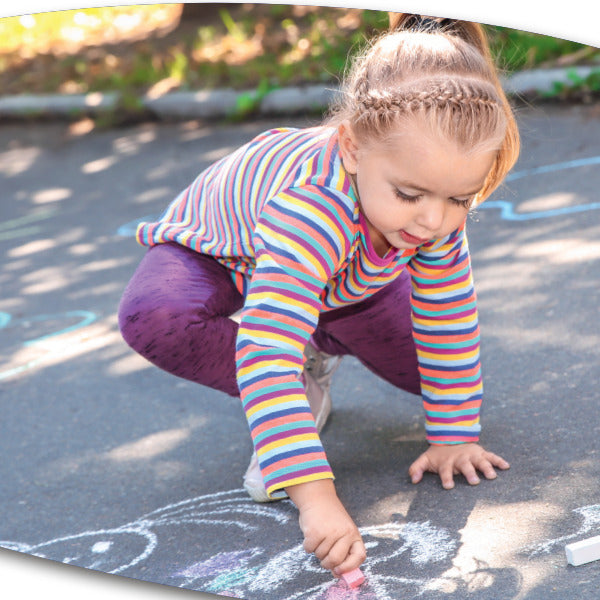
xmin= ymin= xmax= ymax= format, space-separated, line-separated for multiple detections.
xmin=486 ymin=25 xmax=597 ymax=72
xmin=0 ymin=4 xmax=598 ymax=103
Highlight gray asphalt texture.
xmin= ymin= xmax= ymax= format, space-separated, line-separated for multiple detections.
xmin=1 ymin=103 xmax=600 ymax=600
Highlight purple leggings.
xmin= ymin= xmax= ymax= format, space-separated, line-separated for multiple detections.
xmin=118 ymin=243 xmax=420 ymax=397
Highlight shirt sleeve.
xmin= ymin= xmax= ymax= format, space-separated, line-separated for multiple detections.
xmin=235 ymin=185 xmax=354 ymax=498
xmin=407 ymin=221 xmax=483 ymax=444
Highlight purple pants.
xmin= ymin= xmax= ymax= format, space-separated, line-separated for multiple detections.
xmin=118 ymin=243 xmax=420 ymax=397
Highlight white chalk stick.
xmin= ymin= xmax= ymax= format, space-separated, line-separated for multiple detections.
xmin=565 ymin=535 xmax=600 ymax=566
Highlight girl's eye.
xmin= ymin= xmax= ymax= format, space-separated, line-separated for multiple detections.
xmin=394 ymin=188 xmax=421 ymax=202
xmin=451 ymin=197 xmax=474 ymax=209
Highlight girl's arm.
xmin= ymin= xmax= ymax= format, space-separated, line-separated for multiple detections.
xmin=236 ymin=183 xmax=365 ymax=568
xmin=407 ymin=223 xmax=509 ymax=487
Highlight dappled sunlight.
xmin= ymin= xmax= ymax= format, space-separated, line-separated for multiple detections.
xmin=147 ymin=162 xmax=181 ymax=182
xmin=42 ymin=417 xmax=207 ymax=484
xmin=179 ymin=121 xmax=215 ymax=143
xmin=113 ymin=126 xmax=157 ymax=154
xmin=481 ymin=320 xmax=599 ymax=355
xmin=519 ymin=192 xmax=579 ymax=213
xmin=200 ymin=146 xmax=237 ymax=163
xmin=0 ymin=5 xmax=182 ymax=56
xmin=356 ymin=458 xmax=600 ymax=598
xmin=49 ymin=226 xmax=88 ymax=246
xmin=79 ymin=258 xmax=124 ymax=273
xmin=20 ymin=265 xmax=70 ymax=294
xmin=8 ymin=238 xmax=57 ymax=258
xmin=134 ymin=186 xmax=172 ymax=205
xmin=516 ymin=238 xmax=600 ymax=264
xmin=433 ymin=500 xmax=563 ymax=599
xmin=68 ymin=242 xmax=97 ymax=256
xmin=407 ymin=462 xmax=600 ymax=598
xmin=70 ymin=281 xmax=127 ymax=300
xmin=476 ymin=261 xmax=544 ymax=295
xmin=0 ymin=316 xmax=122 ymax=382
xmin=68 ymin=117 xmax=96 ymax=137
xmin=82 ymin=155 xmax=117 ymax=174
xmin=2 ymin=257 xmax=31 ymax=274
xmin=0 ymin=145 xmax=41 ymax=177
xmin=84 ymin=91 xmax=111 ymax=108
xmin=107 ymin=352 xmax=154 ymax=377
xmin=106 ymin=427 xmax=193 ymax=462
xmin=32 ymin=187 xmax=72 ymax=204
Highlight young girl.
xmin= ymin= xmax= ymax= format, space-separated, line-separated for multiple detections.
xmin=119 ymin=14 xmax=520 ymax=578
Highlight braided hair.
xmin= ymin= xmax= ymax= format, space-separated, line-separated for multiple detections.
xmin=327 ymin=14 xmax=520 ymax=204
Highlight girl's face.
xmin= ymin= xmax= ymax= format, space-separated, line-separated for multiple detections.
xmin=338 ymin=118 xmax=496 ymax=257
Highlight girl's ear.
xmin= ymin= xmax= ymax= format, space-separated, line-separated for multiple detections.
xmin=337 ymin=121 xmax=360 ymax=175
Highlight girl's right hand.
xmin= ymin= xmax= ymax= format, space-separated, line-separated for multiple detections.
xmin=285 ymin=479 xmax=366 ymax=576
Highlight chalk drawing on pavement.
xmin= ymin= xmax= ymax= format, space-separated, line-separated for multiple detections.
xmin=0 ymin=488 xmax=465 ymax=600
xmin=477 ymin=154 xmax=600 ymax=221
xmin=116 ymin=215 xmax=159 ymax=237
xmin=526 ymin=504 xmax=600 ymax=558
xmin=0 ymin=208 xmax=57 ymax=242
xmin=478 ymin=199 xmax=600 ymax=221
xmin=505 ymin=155 xmax=600 ymax=182
xmin=0 ymin=310 xmax=98 ymax=380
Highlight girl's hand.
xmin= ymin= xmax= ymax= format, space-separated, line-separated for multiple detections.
xmin=408 ymin=442 xmax=510 ymax=490
xmin=285 ymin=479 xmax=366 ymax=575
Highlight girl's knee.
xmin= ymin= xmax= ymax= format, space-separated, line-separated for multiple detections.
xmin=117 ymin=289 xmax=149 ymax=353
xmin=117 ymin=288 xmax=181 ymax=355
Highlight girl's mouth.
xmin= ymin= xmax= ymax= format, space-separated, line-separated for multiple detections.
xmin=399 ymin=230 xmax=429 ymax=245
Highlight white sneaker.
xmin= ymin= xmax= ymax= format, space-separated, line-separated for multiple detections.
xmin=243 ymin=346 xmax=342 ymax=503
xmin=303 ymin=340 xmax=342 ymax=432
xmin=242 ymin=451 xmax=289 ymax=503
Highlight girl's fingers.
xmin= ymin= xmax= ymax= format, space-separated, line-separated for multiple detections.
xmin=409 ymin=462 xmax=425 ymax=484
xmin=408 ymin=453 xmax=432 ymax=484
xmin=487 ymin=452 xmax=510 ymax=470
xmin=458 ymin=460 xmax=481 ymax=485
xmin=332 ymin=539 xmax=367 ymax=576
xmin=320 ymin=537 xmax=350 ymax=571
xmin=303 ymin=531 xmax=325 ymax=554
xmin=475 ymin=457 xmax=499 ymax=480
xmin=438 ymin=464 xmax=455 ymax=489
xmin=313 ymin=537 xmax=335 ymax=562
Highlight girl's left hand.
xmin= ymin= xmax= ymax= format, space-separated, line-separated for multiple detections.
xmin=408 ymin=442 xmax=510 ymax=490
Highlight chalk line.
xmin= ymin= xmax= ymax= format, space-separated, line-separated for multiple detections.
xmin=506 ymin=155 xmax=600 ymax=182
xmin=1 ymin=488 xmax=460 ymax=600
xmin=0 ymin=310 xmax=98 ymax=380
xmin=478 ymin=199 xmax=600 ymax=221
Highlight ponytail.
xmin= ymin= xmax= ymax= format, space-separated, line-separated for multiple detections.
xmin=388 ymin=13 xmax=492 ymax=61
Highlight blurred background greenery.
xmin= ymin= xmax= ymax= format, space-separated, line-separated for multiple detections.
xmin=1 ymin=3 xmax=599 ymax=99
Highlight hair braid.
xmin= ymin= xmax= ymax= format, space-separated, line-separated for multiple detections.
xmin=326 ymin=21 xmax=520 ymax=202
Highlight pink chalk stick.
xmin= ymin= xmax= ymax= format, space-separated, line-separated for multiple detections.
xmin=341 ymin=567 xmax=365 ymax=588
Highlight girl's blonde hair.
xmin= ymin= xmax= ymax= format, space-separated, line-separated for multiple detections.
xmin=328 ymin=13 xmax=520 ymax=204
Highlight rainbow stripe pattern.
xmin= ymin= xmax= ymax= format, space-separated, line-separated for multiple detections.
xmin=136 ymin=127 xmax=482 ymax=498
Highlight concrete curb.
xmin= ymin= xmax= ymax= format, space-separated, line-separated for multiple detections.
xmin=0 ymin=66 xmax=597 ymax=121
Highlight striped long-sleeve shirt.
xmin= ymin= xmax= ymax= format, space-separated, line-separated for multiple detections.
xmin=136 ymin=126 xmax=482 ymax=498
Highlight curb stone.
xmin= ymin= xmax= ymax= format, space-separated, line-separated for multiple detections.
xmin=500 ymin=66 xmax=597 ymax=96
xmin=0 ymin=67 xmax=597 ymax=121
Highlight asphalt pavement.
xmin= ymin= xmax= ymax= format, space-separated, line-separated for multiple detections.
xmin=2 ymin=102 xmax=600 ymax=600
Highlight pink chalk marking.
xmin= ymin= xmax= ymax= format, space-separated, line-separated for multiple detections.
xmin=324 ymin=582 xmax=361 ymax=600
xmin=341 ymin=567 xmax=365 ymax=588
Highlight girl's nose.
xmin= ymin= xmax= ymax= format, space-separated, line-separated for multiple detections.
xmin=416 ymin=198 xmax=445 ymax=233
